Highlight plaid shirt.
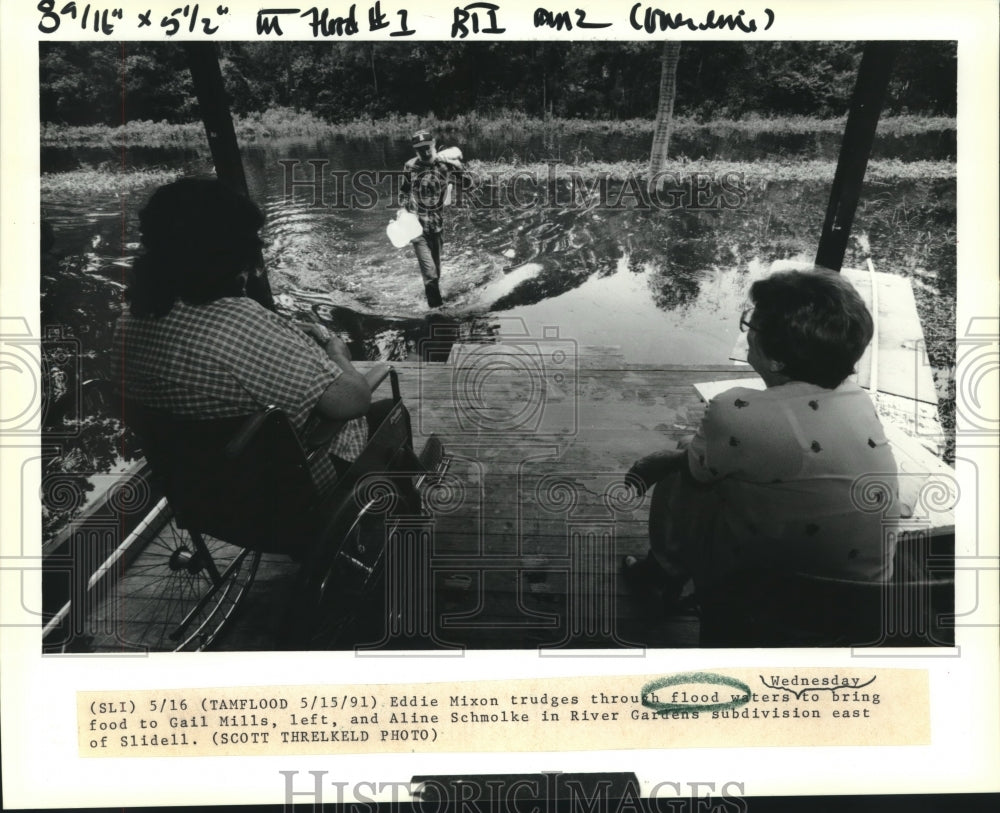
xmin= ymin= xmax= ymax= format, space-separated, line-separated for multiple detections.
xmin=398 ymin=155 xmax=462 ymax=233
xmin=113 ymin=296 xmax=367 ymax=495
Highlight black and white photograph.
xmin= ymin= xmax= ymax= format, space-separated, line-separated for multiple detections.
xmin=36 ymin=36 xmax=959 ymax=652
xmin=1 ymin=0 xmax=998 ymax=809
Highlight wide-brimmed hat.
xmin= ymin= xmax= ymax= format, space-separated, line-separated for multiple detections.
xmin=411 ymin=129 xmax=435 ymax=148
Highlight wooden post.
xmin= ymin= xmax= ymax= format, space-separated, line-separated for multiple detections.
xmin=649 ymin=41 xmax=682 ymax=178
xmin=183 ymin=43 xmax=275 ymax=310
xmin=815 ymin=42 xmax=898 ymax=272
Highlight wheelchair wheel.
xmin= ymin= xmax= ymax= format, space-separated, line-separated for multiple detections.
xmin=69 ymin=501 xmax=261 ymax=653
xmin=286 ymin=497 xmax=392 ymax=649
xmin=282 ymin=438 xmax=442 ymax=650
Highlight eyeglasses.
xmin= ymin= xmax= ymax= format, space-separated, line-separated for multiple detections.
xmin=739 ymin=308 xmax=757 ymax=333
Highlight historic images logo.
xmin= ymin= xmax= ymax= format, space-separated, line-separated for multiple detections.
xmin=279 ymin=159 xmax=751 ymax=213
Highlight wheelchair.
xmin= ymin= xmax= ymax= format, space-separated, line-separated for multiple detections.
xmin=62 ymin=364 xmax=445 ymax=652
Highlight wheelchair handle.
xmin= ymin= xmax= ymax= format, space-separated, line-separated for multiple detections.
xmin=363 ymin=363 xmax=401 ymax=403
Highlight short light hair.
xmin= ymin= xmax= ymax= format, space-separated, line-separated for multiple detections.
xmin=749 ymin=268 xmax=874 ymax=389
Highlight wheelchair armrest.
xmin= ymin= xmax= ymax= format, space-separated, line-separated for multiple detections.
xmin=225 ymin=406 xmax=297 ymax=459
xmin=301 ymin=364 xmax=397 ymax=449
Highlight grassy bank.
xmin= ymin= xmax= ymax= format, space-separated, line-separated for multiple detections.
xmin=465 ymin=158 xmax=955 ymax=183
xmin=41 ymin=157 xmax=955 ymax=198
xmin=42 ymin=108 xmax=956 ymax=149
xmin=40 ymin=167 xmax=181 ymax=195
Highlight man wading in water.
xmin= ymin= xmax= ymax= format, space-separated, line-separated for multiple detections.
xmin=398 ymin=129 xmax=464 ymax=308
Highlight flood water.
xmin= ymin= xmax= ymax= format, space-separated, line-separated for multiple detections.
xmin=39 ymin=128 xmax=956 ymax=540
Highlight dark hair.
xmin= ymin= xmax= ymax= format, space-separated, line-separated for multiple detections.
xmin=127 ymin=178 xmax=265 ymax=317
xmin=749 ymin=268 xmax=874 ymax=389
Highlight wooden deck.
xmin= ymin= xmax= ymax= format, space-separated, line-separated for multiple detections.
xmin=221 ymin=356 xmax=955 ymax=651
xmin=222 ymin=351 xmax=757 ymax=651
xmin=44 ymin=268 xmax=956 ymax=653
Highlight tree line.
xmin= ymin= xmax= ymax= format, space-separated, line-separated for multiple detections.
xmin=40 ymin=40 xmax=956 ymax=127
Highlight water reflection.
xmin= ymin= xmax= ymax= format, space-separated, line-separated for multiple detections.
xmin=40 ymin=244 xmax=137 ymax=540
xmin=39 ymin=133 xmax=956 ymax=541
xmin=39 ymin=153 xmax=956 ymax=369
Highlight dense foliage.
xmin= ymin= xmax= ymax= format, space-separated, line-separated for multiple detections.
xmin=40 ymin=41 xmax=956 ymax=126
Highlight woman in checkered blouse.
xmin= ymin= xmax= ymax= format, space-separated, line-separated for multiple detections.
xmin=114 ymin=178 xmax=372 ymax=495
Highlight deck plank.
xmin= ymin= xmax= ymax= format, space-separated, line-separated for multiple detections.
xmin=219 ymin=362 xmax=729 ymax=650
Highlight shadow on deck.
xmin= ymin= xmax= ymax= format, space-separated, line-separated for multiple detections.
xmin=222 ymin=348 xmax=751 ymax=651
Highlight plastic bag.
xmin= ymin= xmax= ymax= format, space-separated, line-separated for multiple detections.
xmin=387 ymin=209 xmax=423 ymax=248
